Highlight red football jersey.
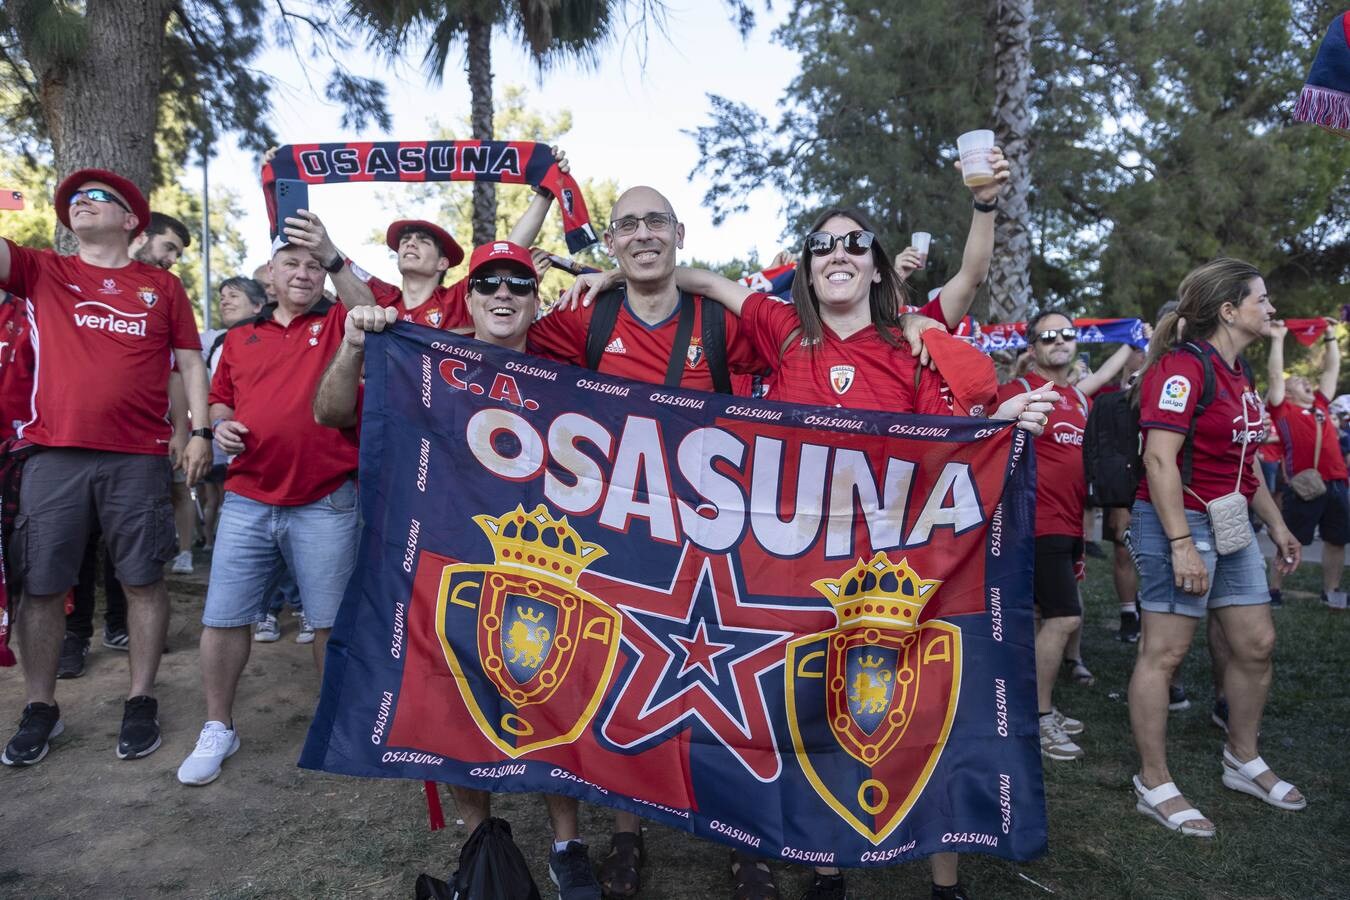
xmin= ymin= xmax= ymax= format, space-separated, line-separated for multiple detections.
xmin=527 ymin=292 xmax=766 ymax=392
xmin=907 ymin=293 xmax=976 ymax=338
xmin=739 ymin=292 xmax=949 ymax=413
xmin=998 ymin=372 xmax=1089 ymax=537
xmin=1 ymin=240 xmax=201 ymax=454
xmin=1137 ymin=343 xmax=1263 ymax=511
xmin=1270 ymin=392 xmax=1349 ymax=481
xmin=209 ymin=300 xmax=358 ymax=505
xmin=0 ymin=292 xmax=34 ymax=441
xmin=348 ymin=263 xmax=470 ymax=330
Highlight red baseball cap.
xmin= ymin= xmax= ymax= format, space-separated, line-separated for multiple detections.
xmin=921 ymin=330 xmax=998 ymax=416
xmin=385 ymin=219 xmax=464 ymax=267
xmin=55 ymin=168 xmax=152 ymax=237
xmin=468 ymin=240 xmax=538 ymax=280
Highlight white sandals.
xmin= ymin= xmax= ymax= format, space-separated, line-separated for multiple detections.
xmin=1133 ymin=776 xmax=1216 ymax=837
xmin=1221 ymin=746 xmax=1307 ymax=811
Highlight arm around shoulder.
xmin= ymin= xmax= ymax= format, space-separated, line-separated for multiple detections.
xmin=674 ymin=266 xmax=752 ymax=316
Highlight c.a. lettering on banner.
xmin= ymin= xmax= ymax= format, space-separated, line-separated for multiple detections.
xmin=300 ymin=325 xmax=1048 ymax=867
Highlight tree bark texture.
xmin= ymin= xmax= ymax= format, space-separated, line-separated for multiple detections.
xmin=466 ymin=14 xmax=497 ymax=246
xmin=13 ymin=0 xmax=174 ymax=253
xmin=989 ymin=0 xmax=1034 ymax=323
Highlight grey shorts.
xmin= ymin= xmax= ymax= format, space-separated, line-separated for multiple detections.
xmin=13 ymin=448 xmax=176 ymax=595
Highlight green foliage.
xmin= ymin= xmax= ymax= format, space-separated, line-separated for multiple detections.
xmin=692 ymin=0 xmax=1350 ymax=322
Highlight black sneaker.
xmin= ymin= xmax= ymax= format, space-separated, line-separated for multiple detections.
xmin=548 ymin=841 xmax=601 ymax=900
xmin=932 ymin=884 xmax=972 ymax=900
xmin=801 ymin=873 xmax=846 ymax=900
xmin=56 ymin=632 xmax=89 ymax=679
xmin=1270 ymin=589 xmax=1283 ymax=609
xmin=1167 ymin=684 xmax=1190 ymax=711
xmin=102 ymin=626 xmax=130 ymax=651
xmin=116 ymin=695 xmax=161 ymax=759
xmin=2 ymin=702 xmax=64 ymax=766
xmin=1211 ymin=698 xmax=1230 ymax=732
xmin=1117 ymin=610 xmax=1140 ymax=643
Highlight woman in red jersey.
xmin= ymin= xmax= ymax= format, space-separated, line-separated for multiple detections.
xmin=1128 ymin=258 xmax=1305 ymax=840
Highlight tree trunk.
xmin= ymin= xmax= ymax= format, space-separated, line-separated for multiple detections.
xmin=14 ymin=0 xmax=174 ymax=254
xmin=989 ymin=0 xmax=1034 ymax=323
xmin=466 ymin=15 xmax=497 ymax=246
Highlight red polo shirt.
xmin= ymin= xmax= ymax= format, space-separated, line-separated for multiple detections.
xmin=1270 ymin=391 xmax=1349 ymax=482
xmin=348 ymin=263 xmax=470 ymax=330
xmin=738 ymin=291 xmax=951 ymax=413
xmin=1 ymin=240 xmax=200 ymax=454
xmin=998 ymin=372 xmax=1089 ymax=537
xmin=0 ymin=293 xmax=34 ymax=441
xmin=527 ymin=291 xmax=765 ymax=392
xmin=209 ymin=299 xmax=358 ymax=505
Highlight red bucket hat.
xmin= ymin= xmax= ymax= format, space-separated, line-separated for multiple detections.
xmin=54 ymin=168 xmax=152 ymax=237
xmin=385 ymin=219 xmax=464 ymax=267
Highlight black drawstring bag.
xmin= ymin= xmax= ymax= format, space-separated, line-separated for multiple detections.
xmin=414 ymin=818 xmax=541 ymax=900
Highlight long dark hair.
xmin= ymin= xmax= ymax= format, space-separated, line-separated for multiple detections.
xmin=789 ymin=207 xmax=912 ymax=348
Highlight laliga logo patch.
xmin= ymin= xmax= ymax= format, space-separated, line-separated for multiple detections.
xmin=830 ymin=365 xmax=855 ymax=395
xmin=137 ymin=288 xmax=157 ymax=308
xmin=99 ymin=278 xmax=121 ymax=295
xmin=1158 ymin=375 xmax=1191 ymax=413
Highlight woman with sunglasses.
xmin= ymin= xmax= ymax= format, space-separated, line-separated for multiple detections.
xmin=1128 ymin=258 xmax=1305 ymax=840
xmin=564 ymin=207 xmax=1055 ymax=900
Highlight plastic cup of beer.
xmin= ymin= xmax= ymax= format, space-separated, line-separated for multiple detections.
xmin=911 ymin=232 xmax=932 ymax=267
xmin=957 ymin=130 xmax=996 ymax=186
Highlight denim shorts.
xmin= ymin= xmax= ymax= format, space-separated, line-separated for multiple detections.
xmin=202 ymin=481 xmax=359 ymax=629
xmin=1128 ymin=500 xmax=1269 ymax=618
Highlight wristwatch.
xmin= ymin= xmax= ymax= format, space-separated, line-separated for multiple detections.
xmin=323 ymin=254 xmax=346 ymax=274
xmin=190 ymin=427 xmax=214 ymax=440
xmin=973 ymin=198 xmax=999 ymax=213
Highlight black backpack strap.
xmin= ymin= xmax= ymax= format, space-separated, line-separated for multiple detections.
xmin=700 ymin=297 xmax=732 ymax=395
xmin=664 ymin=292 xmax=698 ymax=388
xmin=584 ymin=289 xmax=625 ymax=371
xmin=1179 ymin=342 xmax=1218 ymax=486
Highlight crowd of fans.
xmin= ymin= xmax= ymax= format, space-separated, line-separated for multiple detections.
xmin=0 ymin=147 xmax=1332 ymax=899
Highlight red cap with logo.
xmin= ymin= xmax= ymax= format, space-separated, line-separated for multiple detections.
xmin=385 ymin=219 xmax=464 ymax=266
xmin=468 ymin=240 xmax=538 ymax=279
xmin=55 ymin=168 xmax=152 ymax=237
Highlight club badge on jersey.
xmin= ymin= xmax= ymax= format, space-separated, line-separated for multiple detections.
xmin=830 ymin=365 xmax=856 ymax=395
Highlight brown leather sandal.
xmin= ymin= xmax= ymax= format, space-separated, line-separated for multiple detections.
xmin=599 ymin=831 xmax=644 ymax=899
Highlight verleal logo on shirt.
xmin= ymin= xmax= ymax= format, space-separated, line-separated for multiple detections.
xmin=830 ymin=364 xmax=855 ymax=395
xmin=428 ymin=309 xmax=443 ymax=327
xmin=1158 ymin=375 xmax=1191 ymax=412
xmin=72 ymin=300 xmax=147 ymax=336
xmin=137 ymin=288 xmax=157 ymax=308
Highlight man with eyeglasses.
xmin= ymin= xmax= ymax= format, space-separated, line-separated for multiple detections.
xmin=176 ymin=237 xmax=361 ymax=787
xmin=312 ymin=240 xmax=605 ymax=900
xmin=528 ymin=186 xmax=765 ymax=400
xmin=0 ymin=169 xmax=212 ymax=767
xmin=280 ymin=149 xmax=571 ymax=328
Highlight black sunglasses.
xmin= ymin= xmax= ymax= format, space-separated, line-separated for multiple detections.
xmin=69 ymin=188 xmax=131 ymax=213
xmin=470 ymin=275 xmax=536 ymax=297
xmin=1033 ymin=327 xmax=1077 ymax=343
xmin=805 ymin=230 xmax=875 ymax=257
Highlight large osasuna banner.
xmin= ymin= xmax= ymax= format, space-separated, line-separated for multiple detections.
xmin=300 ymin=324 xmax=1047 ymax=867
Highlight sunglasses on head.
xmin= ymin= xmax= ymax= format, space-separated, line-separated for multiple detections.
xmin=1033 ymin=326 xmax=1077 ymax=343
xmin=805 ymin=230 xmax=875 ymax=257
xmin=470 ymin=275 xmax=536 ymax=297
xmin=69 ymin=188 xmax=130 ymax=213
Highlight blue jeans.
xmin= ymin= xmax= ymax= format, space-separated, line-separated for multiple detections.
xmin=266 ymin=571 xmax=302 ymax=615
xmin=203 ymin=482 xmax=359 ymax=629
xmin=1128 ymin=500 xmax=1269 ymax=618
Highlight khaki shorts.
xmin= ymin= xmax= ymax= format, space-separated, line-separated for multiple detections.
xmin=12 ymin=448 xmax=176 ymax=595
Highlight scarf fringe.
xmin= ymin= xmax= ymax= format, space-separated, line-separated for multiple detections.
xmin=1294 ymin=84 xmax=1350 ymax=134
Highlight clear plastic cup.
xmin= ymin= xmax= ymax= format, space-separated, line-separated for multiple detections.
xmin=957 ymin=130 xmax=996 ymax=186
xmin=910 ymin=232 xmax=932 ymax=266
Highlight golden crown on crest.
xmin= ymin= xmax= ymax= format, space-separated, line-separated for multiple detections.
xmin=473 ymin=504 xmax=607 ymax=584
xmin=811 ymin=552 xmax=941 ymax=632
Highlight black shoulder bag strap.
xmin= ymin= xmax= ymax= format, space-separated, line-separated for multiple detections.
xmin=584 ymin=289 xmax=626 ymax=371
xmin=700 ymin=297 xmax=732 ymax=395
xmin=664 ymin=292 xmax=698 ymax=387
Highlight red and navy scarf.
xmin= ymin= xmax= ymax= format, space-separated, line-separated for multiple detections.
xmin=262 ymin=141 xmax=598 ymax=252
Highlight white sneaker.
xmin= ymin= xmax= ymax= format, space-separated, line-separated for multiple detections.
xmin=177 ymin=721 xmax=240 ymax=785
xmin=295 ymin=615 xmax=315 ymax=645
xmin=1040 ymin=714 xmax=1085 ymax=761
xmin=254 ymin=614 xmax=280 ymax=643
xmin=170 ymin=550 xmax=194 ymax=574
xmin=1052 ymin=706 xmax=1084 ymax=736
